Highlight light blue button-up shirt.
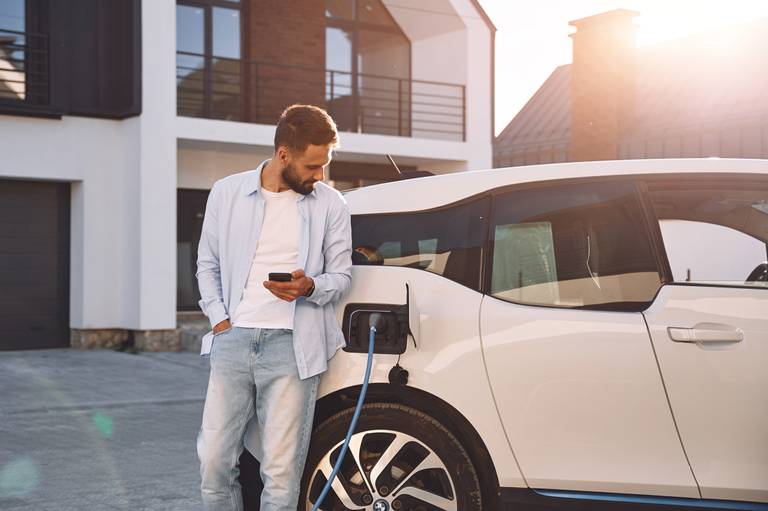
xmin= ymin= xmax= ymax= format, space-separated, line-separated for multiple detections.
xmin=196 ymin=160 xmax=352 ymax=379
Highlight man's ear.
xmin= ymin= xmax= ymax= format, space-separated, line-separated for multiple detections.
xmin=276 ymin=145 xmax=290 ymax=164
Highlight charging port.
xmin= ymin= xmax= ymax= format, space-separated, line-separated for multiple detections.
xmin=342 ymin=304 xmax=409 ymax=355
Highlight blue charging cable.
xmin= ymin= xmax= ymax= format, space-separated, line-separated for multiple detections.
xmin=311 ymin=323 xmax=377 ymax=511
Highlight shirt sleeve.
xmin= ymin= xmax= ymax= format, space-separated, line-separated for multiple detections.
xmin=196 ymin=181 xmax=229 ymax=328
xmin=304 ymin=195 xmax=353 ymax=307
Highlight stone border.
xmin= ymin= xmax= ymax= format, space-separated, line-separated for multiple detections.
xmin=70 ymin=329 xmax=181 ymax=352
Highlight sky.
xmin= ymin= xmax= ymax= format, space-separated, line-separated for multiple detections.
xmin=479 ymin=0 xmax=768 ymax=135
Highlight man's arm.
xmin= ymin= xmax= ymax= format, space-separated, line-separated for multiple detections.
xmin=196 ymin=182 xmax=230 ymax=330
xmin=304 ymin=197 xmax=353 ymax=307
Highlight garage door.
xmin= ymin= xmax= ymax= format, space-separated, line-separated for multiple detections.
xmin=0 ymin=179 xmax=70 ymax=350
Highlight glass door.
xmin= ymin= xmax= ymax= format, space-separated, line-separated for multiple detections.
xmin=325 ymin=0 xmax=410 ymax=135
xmin=176 ymin=1 xmax=242 ymax=120
xmin=177 ymin=189 xmax=210 ymax=311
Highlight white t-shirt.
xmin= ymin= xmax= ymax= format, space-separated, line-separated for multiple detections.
xmin=231 ymin=187 xmax=301 ymax=329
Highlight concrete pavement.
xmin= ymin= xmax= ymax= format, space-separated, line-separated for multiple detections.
xmin=0 ymin=348 xmax=211 ymax=510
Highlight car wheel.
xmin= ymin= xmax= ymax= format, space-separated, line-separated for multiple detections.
xmin=300 ymin=402 xmax=483 ymax=511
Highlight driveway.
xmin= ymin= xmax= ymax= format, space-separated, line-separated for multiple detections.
xmin=0 ymin=349 xmax=210 ymax=510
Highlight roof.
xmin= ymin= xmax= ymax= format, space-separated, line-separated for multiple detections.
xmin=470 ymin=0 xmax=497 ymax=32
xmin=495 ymin=18 xmax=768 ymax=155
xmin=495 ymin=64 xmax=570 ymax=148
xmin=344 ymin=158 xmax=768 ymax=214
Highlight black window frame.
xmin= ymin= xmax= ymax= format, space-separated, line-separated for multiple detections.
xmin=350 ymin=173 xmax=768 ymax=308
xmin=325 ymin=0 xmax=412 ymax=136
xmin=350 ymin=194 xmax=491 ymax=292
xmin=0 ymin=0 xmax=57 ymax=118
xmin=176 ymin=0 xmax=244 ymax=120
xmin=177 ymin=187 xmax=212 ymax=311
xmin=638 ymin=172 xmax=768 ymax=292
xmin=481 ymin=175 xmax=668 ymax=313
xmin=325 ymin=0 xmax=411 ymax=78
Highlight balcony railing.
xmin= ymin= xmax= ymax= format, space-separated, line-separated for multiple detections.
xmin=0 ymin=28 xmax=49 ymax=107
xmin=176 ymin=51 xmax=466 ymax=141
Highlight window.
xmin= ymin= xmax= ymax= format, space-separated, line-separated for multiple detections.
xmin=176 ymin=1 xmax=242 ymax=120
xmin=0 ymin=0 xmax=25 ymax=101
xmin=351 ymin=198 xmax=488 ymax=290
xmin=178 ymin=189 xmax=211 ymax=310
xmin=0 ymin=0 xmax=46 ymax=107
xmin=646 ymin=176 xmax=768 ymax=288
xmin=489 ymin=180 xmax=662 ymax=310
xmin=325 ymin=0 xmax=411 ymax=136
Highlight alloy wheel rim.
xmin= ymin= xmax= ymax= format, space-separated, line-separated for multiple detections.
xmin=306 ymin=429 xmax=458 ymax=511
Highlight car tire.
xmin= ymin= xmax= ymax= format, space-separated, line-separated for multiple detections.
xmin=300 ymin=402 xmax=483 ymax=511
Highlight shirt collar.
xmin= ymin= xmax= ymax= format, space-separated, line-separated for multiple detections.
xmin=243 ymin=159 xmax=316 ymax=200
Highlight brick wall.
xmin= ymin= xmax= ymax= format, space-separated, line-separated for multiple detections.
xmin=569 ymin=9 xmax=638 ymax=162
xmin=245 ymin=0 xmax=327 ymax=124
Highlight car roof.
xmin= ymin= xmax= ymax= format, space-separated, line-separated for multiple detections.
xmin=344 ymin=158 xmax=768 ymax=215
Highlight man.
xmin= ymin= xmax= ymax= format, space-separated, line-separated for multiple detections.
xmin=195 ymin=104 xmax=352 ymax=511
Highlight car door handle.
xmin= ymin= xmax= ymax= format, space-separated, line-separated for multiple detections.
xmin=667 ymin=327 xmax=744 ymax=343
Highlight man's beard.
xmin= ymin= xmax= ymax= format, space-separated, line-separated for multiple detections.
xmin=281 ymin=163 xmax=316 ymax=195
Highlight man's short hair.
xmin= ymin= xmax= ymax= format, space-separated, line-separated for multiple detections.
xmin=274 ymin=104 xmax=339 ymax=154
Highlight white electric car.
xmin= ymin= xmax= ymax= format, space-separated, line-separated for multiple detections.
xmin=265 ymin=159 xmax=768 ymax=511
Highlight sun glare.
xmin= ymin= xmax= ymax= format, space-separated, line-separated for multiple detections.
xmin=635 ymin=1 xmax=768 ymax=46
xmin=483 ymin=0 xmax=768 ymax=134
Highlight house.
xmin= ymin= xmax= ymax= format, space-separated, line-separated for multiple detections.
xmin=0 ymin=0 xmax=495 ymax=350
xmin=494 ymin=9 xmax=768 ymax=167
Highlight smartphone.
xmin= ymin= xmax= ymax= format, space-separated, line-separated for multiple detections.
xmin=268 ymin=272 xmax=293 ymax=282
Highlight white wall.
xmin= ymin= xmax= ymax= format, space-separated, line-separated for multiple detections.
xmin=0 ymin=115 xmax=136 ymax=330
xmin=132 ymin=0 xmax=177 ymax=330
xmin=384 ymin=0 xmax=468 ymax=84
xmin=449 ymin=0 xmax=493 ymax=169
xmin=0 ymin=0 xmax=493 ymax=338
xmin=383 ymin=0 xmax=493 ymax=169
xmin=0 ymin=0 xmax=179 ymax=332
xmin=178 ymin=141 xmax=272 ymax=189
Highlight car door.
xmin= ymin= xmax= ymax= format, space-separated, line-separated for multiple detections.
xmin=641 ymin=174 xmax=768 ymax=503
xmin=479 ymin=177 xmax=699 ymax=497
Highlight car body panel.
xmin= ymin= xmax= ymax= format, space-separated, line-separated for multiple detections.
xmin=644 ymin=284 xmax=768 ymax=503
xmin=315 ymin=265 xmax=527 ymax=488
xmin=480 ymin=294 xmax=699 ymax=497
xmin=313 ymin=158 xmax=768 ymax=500
xmin=344 ymin=159 xmax=768 ymax=215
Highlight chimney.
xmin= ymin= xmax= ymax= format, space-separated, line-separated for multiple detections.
xmin=568 ymin=9 xmax=639 ymax=161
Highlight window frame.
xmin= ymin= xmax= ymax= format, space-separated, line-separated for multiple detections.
xmin=325 ymin=0 xmax=412 ymax=72
xmin=176 ymin=0 xmax=244 ymax=120
xmin=351 ymin=194 xmax=491 ymax=292
xmin=0 ymin=0 xmax=59 ymax=117
xmin=350 ymin=172 xmax=767 ymax=305
xmin=481 ymin=175 xmax=668 ymax=312
xmin=325 ymin=0 xmax=412 ymax=136
xmin=638 ymin=172 xmax=768 ymax=291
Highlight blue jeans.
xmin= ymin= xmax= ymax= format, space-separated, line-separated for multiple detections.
xmin=197 ymin=327 xmax=319 ymax=511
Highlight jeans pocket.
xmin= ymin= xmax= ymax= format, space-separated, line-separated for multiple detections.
xmin=213 ymin=326 xmax=234 ymax=338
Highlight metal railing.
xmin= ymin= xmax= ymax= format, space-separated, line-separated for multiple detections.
xmin=0 ymin=28 xmax=49 ymax=106
xmin=176 ymin=51 xmax=466 ymax=141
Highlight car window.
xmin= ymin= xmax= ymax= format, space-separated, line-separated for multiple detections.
xmin=351 ymin=198 xmax=488 ymax=290
xmin=646 ymin=177 xmax=768 ymax=288
xmin=489 ymin=180 xmax=662 ymax=310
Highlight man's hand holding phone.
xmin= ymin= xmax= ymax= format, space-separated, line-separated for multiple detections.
xmin=263 ymin=269 xmax=315 ymax=302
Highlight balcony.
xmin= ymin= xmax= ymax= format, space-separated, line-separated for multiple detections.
xmin=176 ymin=51 xmax=466 ymax=141
xmin=0 ymin=28 xmax=50 ymax=114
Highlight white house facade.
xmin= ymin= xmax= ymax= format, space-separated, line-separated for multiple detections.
xmin=0 ymin=0 xmax=495 ymax=350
